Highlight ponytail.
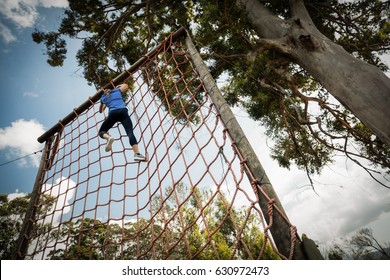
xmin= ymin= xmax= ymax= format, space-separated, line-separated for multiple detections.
xmin=104 ymin=89 xmax=111 ymax=98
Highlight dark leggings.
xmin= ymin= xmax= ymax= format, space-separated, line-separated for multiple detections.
xmin=99 ymin=108 xmax=138 ymax=146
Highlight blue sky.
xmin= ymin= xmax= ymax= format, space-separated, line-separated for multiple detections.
xmin=0 ymin=0 xmax=389 ymax=250
xmin=0 ymin=1 xmax=93 ymax=194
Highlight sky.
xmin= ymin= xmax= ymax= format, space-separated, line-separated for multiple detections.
xmin=0 ymin=0 xmax=389 ymax=254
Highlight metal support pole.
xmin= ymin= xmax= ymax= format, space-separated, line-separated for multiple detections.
xmin=13 ymin=138 xmax=52 ymax=259
xmin=185 ymin=33 xmax=307 ymax=259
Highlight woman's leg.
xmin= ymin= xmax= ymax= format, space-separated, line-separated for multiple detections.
xmin=99 ymin=111 xmax=119 ymax=151
xmin=117 ymin=109 xmax=138 ymax=148
xmin=118 ymin=109 xmax=145 ymax=160
xmin=99 ymin=114 xmax=117 ymax=139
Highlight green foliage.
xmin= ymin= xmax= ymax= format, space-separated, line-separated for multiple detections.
xmin=0 ymin=193 xmax=59 ymax=259
xmin=32 ymin=31 xmax=66 ymax=66
xmin=328 ymin=0 xmax=390 ymax=71
xmin=149 ymin=183 xmax=280 ymax=260
xmin=48 ymin=218 xmax=123 ymax=259
xmin=146 ymin=51 xmax=204 ymax=125
xmin=1 ymin=182 xmax=281 ymax=260
xmin=33 ymin=0 xmax=196 ymax=87
xmin=38 ymin=183 xmax=280 ymax=260
xmin=0 ymin=194 xmax=30 ymax=259
xmin=193 ymin=0 xmax=390 ymax=178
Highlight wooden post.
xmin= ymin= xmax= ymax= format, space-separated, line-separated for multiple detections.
xmin=13 ymin=137 xmax=52 ymax=259
xmin=185 ymin=34 xmax=308 ymax=259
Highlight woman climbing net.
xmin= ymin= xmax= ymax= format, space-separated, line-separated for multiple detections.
xmin=98 ymin=83 xmax=147 ymax=162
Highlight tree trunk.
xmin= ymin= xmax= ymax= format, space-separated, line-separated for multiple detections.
xmin=237 ymin=0 xmax=390 ymax=146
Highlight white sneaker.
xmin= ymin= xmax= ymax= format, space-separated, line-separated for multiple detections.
xmin=134 ymin=153 xmax=147 ymax=162
xmin=105 ymin=137 xmax=114 ymax=152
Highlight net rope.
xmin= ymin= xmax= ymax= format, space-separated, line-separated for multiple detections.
xmin=17 ymin=33 xmax=298 ymax=260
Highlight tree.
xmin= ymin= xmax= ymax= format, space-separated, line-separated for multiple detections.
xmin=195 ymin=0 xmax=390 ymax=187
xmin=0 ymin=194 xmax=30 ymax=259
xmin=32 ymin=0 xmax=390 ymax=187
xmin=4 ymin=184 xmax=279 ymax=259
xmin=47 ymin=218 xmax=122 ymax=259
xmin=136 ymin=183 xmax=281 ymax=260
xmin=0 ymin=193 xmax=56 ymax=259
xmin=236 ymin=0 xmax=390 ymax=146
xmin=327 ymin=227 xmax=390 ymax=260
xmin=46 ymin=184 xmax=281 ymax=260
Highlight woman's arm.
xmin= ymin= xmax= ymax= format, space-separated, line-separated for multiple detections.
xmin=99 ymin=103 xmax=106 ymax=113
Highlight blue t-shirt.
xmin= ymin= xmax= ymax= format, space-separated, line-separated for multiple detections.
xmin=100 ymin=88 xmax=126 ymax=111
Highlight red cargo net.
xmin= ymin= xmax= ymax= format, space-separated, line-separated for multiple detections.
xmin=17 ymin=33 xmax=297 ymax=260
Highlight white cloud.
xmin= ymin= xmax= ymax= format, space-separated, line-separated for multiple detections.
xmin=0 ymin=1 xmax=37 ymax=28
xmin=39 ymin=0 xmax=69 ymax=8
xmin=0 ymin=0 xmax=69 ymax=42
xmin=6 ymin=177 xmax=76 ymax=223
xmin=0 ymin=119 xmax=45 ymax=167
xmin=8 ymin=191 xmax=27 ymax=200
xmin=41 ymin=176 xmax=76 ymax=226
xmin=0 ymin=22 xmax=17 ymax=43
xmin=23 ymin=91 xmax=39 ymax=98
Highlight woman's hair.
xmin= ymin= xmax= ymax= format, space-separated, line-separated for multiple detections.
xmin=121 ymin=89 xmax=130 ymax=103
xmin=103 ymin=84 xmax=129 ymax=99
xmin=104 ymin=88 xmax=111 ymax=98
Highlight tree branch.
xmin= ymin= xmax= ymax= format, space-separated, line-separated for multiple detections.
xmin=236 ymin=0 xmax=286 ymax=39
xmin=87 ymin=2 xmax=149 ymax=84
xmin=289 ymin=0 xmax=315 ymax=27
xmin=256 ymin=38 xmax=293 ymax=55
